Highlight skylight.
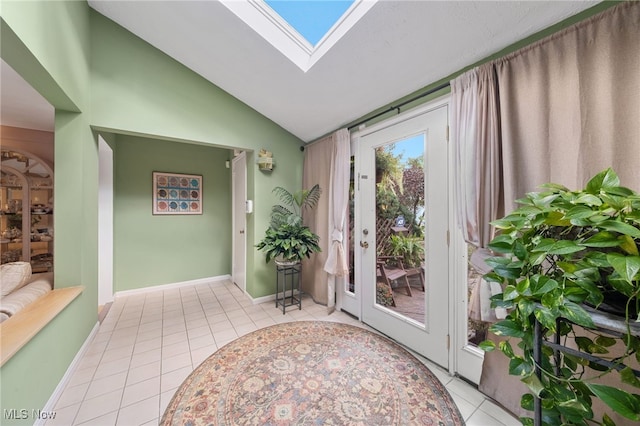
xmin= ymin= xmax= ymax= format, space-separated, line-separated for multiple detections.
xmin=221 ymin=0 xmax=376 ymax=72
xmin=264 ymin=1 xmax=354 ymax=46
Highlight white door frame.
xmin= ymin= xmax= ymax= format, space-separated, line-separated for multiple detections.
xmin=231 ymin=151 xmax=247 ymax=293
xmin=357 ymin=100 xmax=450 ymax=368
xmin=98 ymin=135 xmax=114 ymax=306
xmin=452 ymin=228 xmax=484 ymax=384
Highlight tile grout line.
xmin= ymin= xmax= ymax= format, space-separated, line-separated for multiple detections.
xmin=113 ymin=293 xmax=143 ymax=426
xmin=71 ymin=296 xmax=126 ymax=426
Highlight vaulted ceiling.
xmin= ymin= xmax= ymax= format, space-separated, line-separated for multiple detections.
xmin=2 ymin=1 xmax=599 ymax=142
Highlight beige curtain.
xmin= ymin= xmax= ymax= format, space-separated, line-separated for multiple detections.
xmin=497 ymin=2 xmax=640 ymax=212
xmin=302 ymin=129 xmax=350 ymax=309
xmin=302 ymin=137 xmax=331 ymax=306
xmin=451 ymin=63 xmax=504 ymax=323
xmin=451 ymin=63 xmax=502 ymax=249
xmin=477 ymin=2 xmax=640 ymax=416
xmin=323 ymin=129 xmax=351 ymax=312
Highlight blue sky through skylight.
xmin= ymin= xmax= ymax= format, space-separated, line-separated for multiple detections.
xmin=265 ymin=0 xmax=355 ymax=46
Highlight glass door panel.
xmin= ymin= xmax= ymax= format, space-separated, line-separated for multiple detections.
xmin=374 ymin=137 xmax=426 ymax=325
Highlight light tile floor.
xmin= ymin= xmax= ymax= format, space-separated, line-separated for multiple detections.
xmin=46 ymin=280 xmax=519 ymax=425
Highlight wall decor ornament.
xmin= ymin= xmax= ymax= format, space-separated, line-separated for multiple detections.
xmin=257 ymin=149 xmax=274 ymax=171
xmin=153 ymin=172 xmax=202 ymax=215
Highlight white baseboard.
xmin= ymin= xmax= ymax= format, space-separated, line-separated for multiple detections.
xmin=249 ymin=289 xmax=300 ymax=305
xmin=250 ymin=293 xmax=277 ymax=304
xmin=37 ymin=322 xmax=100 ymax=425
xmin=114 ymin=275 xmax=231 ymax=299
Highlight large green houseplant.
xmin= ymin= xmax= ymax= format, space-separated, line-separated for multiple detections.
xmin=481 ymin=168 xmax=640 ymax=425
xmin=387 ymin=233 xmax=424 ymax=268
xmin=256 ymin=185 xmax=322 ymax=264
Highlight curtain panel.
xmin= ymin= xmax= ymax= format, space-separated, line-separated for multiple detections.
xmin=497 ymin=1 xmax=640 ymax=210
xmin=302 ymin=129 xmax=350 ymax=310
xmin=323 ymin=129 xmax=350 ymax=279
xmin=451 ymin=62 xmax=503 ymax=249
xmin=450 ymin=2 xmax=640 ymax=418
xmin=452 ymin=63 xmax=504 ymax=324
xmin=302 ymin=137 xmax=331 ymax=306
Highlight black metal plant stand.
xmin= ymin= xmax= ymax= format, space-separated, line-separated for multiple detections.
xmin=533 ymin=306 xmax=640 ymax=426
xmin=275 ymin=262 xmax=301 ymax=314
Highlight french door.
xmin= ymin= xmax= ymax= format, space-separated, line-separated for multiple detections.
xmin=356 ymin=103 xmax=450 ymax=367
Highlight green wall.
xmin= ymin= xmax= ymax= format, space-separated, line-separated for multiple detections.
xmin=1 ymin=1 xmax=97 ymax=424
xmin=114 ymin=136 xmax=232 ymax=291
xmin=88 ymin=10 xmax=304 ymax=298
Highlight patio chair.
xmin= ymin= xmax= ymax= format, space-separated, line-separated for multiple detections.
xmin=377 ymin=256 xmax=413 ymax=306
xmin=405 ymin=262 xmax=425 ymax=291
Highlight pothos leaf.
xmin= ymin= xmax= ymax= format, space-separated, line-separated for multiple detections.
xmin=595 ymin=335 xmax=617 ymax=348
xmin=478 ymin=340 xmax=496 ymax=352
xmin=607 ymin=253 xmax=640 ymax=284
xmin=532 ymin=240 xmax=585 ymax=255
xmin=620 ymin=367 xmax=640 ymax=389
xmin=620 ymin=234 xmax=640 ymax=256
xmin=521 ymin=373 xmax=544 ymax=397
xmin=560 ymin=301 xmax=595 ymax=329
xmin=490 ymin=320 xmax=526 ymax=338
xmin=600 ymin=220 xmax=640 ymax=239
xmin=545 ymin=211 xmax=570 ymax=226
xmin=534 ymin=306 xmax=557 ymax=331
xmin=574 ymin=193 xmax=603 ymax=206
xmin=586 ymin=384 xmax=640 ymax=421
xmin=499 ymin=340 xmax=515 ymax=358
xmin=602 ymin=413 xmax=616 ymax=426
xmin=510 ymin=357 xmax=534 ymax=376
xmin=518 ymin=298 xmax=535 ymax=319
xmin=530 ymin=276 xmax=559 ymax=296
xmin=521 ymin=394 xmax=534 ymax=411
xmin=581 ymin=231 xmax=622 ymax=248
xmin=586 ymin=168 xmax=620 ymax=193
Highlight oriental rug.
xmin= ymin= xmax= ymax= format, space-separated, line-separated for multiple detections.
xmin=161 ymin=321 xmax=463 ymax=425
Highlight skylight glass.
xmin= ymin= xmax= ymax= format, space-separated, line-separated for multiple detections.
xmin=221 ymin=0 xmax=376 ymax=71
xmin=265 ymin=0 xmax=355 ymax=46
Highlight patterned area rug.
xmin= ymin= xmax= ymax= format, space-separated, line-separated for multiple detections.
xmin=161 ymin=321 xmax=463 ymax=425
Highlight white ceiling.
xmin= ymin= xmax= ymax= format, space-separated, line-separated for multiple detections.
xmin=2 ymin=1 xmax=598 ymax=142
xmin=1 ymin=59 xmax=54 ymax=132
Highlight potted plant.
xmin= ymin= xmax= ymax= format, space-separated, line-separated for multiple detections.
xmin=480 ymin=168 xmax=640 ymax=425
xmin=387 ymin=233 xmax=424 ymax=268
xmin=256 ymin=184 xmax=322 ymax=264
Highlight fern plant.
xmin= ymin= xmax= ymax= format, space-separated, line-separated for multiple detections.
xmin=257 ymin=185 xmax=322 ymax=264
xmin=387 ymin=234 xmax=424 ymax=268
xmin=270 ymin=184 xmax=321 ymax=228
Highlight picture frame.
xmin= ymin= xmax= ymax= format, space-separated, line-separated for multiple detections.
xmin=153 ymin=172 xmax=202 ymax=215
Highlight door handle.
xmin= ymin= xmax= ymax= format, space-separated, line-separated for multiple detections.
xmin=240 ymin=230 xmax=245 ymax=234
xmin=360 ymin=241 xmax=369 ymax=249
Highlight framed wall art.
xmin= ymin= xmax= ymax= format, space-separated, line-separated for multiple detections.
xmin=153 ymin=172 xmax=202 ymax=215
